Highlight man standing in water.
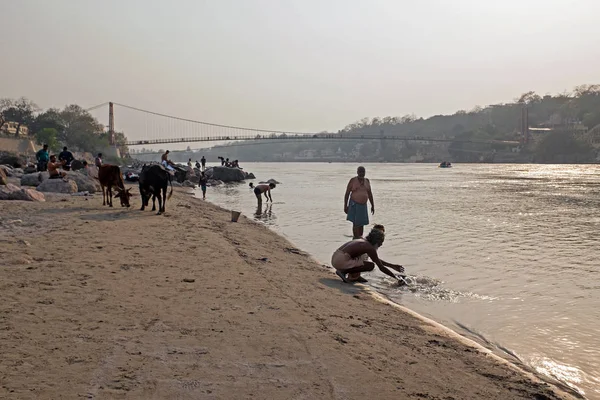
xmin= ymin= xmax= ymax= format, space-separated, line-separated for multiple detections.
xmin=344 ymin=166 xmax=374 ymax=239
xmin=253 ymin=182 xmax=276 ymax=206
xmin=332 ymin=226 xmax=404 ymax=283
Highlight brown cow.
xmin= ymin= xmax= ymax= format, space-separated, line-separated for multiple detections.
xmin=97 ymin=164 xmax=132 ymax=207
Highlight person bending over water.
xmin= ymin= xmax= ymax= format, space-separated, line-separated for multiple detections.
xmin=332 ymin=226 xmax=404 ymax=284
xmin=253 ymin=183 xmax=275 ymax=206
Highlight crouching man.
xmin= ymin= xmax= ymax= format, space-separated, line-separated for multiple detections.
xmin=332 ymin=226 xmax=404 ymax=284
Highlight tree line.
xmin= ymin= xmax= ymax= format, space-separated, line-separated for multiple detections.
xmin=0 ymin=97 xmax=128 ymax=155
xmin=216 ymin=84 xmax=600 ymax=163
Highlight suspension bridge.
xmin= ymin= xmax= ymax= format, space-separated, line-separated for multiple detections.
xmin=86 ymin=102 xmax=521 ymax=148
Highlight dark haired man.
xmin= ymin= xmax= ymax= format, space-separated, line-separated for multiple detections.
xmin=332 ymin=226 xmax=404 ymax=283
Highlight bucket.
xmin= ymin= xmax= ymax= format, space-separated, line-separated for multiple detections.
xmin=231 ymin=210 xmax=241 ymax=222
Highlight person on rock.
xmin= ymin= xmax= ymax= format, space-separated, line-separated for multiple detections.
xmin=48 ymin=155 xmax=68 ymax=181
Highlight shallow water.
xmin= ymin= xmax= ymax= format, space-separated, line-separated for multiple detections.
xmin=196 ymin=162 xmax=600 ymax=398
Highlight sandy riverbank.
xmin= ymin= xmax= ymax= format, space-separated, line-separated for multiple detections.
xmin=0 ymin=189 xmax=576 ymax=399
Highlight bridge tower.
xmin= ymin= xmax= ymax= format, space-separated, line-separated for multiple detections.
xmin=106 ymin=102 xmax=121 ymax=158
xmin=108 ymin=102 xmax=115 ymax=146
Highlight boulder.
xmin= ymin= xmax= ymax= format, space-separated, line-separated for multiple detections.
xmin=0 ymin=183 xmax=18 ymax=199
xmin=245 ymin=172 xmax=256 ymax=179
xmin=207 ymin=166 xmax=246 ymax=183
xmin=0 ymin=152 xmax=27 ymax=168
xmin=21 ymin=173 xmax=44 ymax=187
xmin=207 ymin=179 xmax=223 ymax=186
xmin=0 ymin=167 xmax=6 ymax=185
xmin=172 ymin=181 xmax=182 ymax=187
xmin=0 ymin=183 xmax=45 ymax=201
xmin=37 ymin=179 xmax=78 ymax=193
xmin=10 ymin=168 xmax=24 ymax=178
xmin=65 ymin=171 xmax=100 ymax=193
xmin=188 ymin=175 xmax=200 ymax=184
xmin=71 ymin=160 xmax=85 ymax=171
xmin=23 ymin=166 xmax=37 ymax=174
xmin=182 ymin=180 xmax=196 ymax=188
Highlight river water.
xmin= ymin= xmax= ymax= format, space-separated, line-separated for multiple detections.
xmin=194 ymin=162 xmax=600 ymax=398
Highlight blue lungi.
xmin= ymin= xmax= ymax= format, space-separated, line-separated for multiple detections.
xmin=346 ymin=200 xmax=369 ymax=227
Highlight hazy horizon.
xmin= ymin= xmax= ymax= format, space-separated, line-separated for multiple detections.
xmin=2 ymin=0 xmax=600 ymax=139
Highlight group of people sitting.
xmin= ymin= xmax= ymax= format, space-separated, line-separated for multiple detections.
xmin=218 ymin=157 xmax=240 ymax=168
xmin=35 ymin=145 xmax=104 ymax=181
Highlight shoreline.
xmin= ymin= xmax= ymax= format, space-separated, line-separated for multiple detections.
xmin=195 ymin=189 xmax=584 ymax=399
xmin=0 ymin=189 xmax=578 ymax=399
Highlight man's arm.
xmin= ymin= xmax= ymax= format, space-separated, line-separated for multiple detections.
xmin=366 ymin=247 xmax=398 ymax=280
xmin=381 ymin=259 xmax=404 ymax=274
xmin=367 ymin=179 xmax=375 ymax=215
xmin=344 ymin=179 xmax=353 ymax=214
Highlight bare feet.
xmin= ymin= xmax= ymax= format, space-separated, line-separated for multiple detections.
xmin=336 ymin=270 xmax=350 ymax=283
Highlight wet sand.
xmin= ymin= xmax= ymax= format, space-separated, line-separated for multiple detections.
xmin=0 ymin=189 xmax=577 ymax=399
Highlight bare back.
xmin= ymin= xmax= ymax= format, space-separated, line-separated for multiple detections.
xmin=255 ymin=184 xmax=270 ymax=194
xmin=337 ymin=239 xmax=378 ymax=261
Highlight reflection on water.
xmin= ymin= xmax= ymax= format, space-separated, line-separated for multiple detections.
xmin=254 ymin=203 xmax=275 ymax=224
xmin=199 ymin=163 xmax=600 ymax=398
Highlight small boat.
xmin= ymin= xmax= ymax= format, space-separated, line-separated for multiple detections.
xmin=439 ymin=161 xmax=452 ymax=168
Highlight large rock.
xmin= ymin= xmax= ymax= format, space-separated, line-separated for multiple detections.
xmin=182 ymin=180 xmax=196 ymax=188
xmin=245 ymin=172 xmax=256 ymax=179
xmin=21 ymin=172 xmax=45 ymax=186
xmin=0 ymin=152 xmax=27 ymax=168
xmin=0 ymin=183 xmax=45 ymax=201
xmin=0 ymin=167 xmax=6 ymax=185
xmin=37 ymin=179 xmax=78 ymax=193
xmin=207 ymin=166 xmax=246 ymax=183
xmin=65 ymin=171 xmax=100 ymax=193
xmin=71 ymin=160 xmax=85 ymax=171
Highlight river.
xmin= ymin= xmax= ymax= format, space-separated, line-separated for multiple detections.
xmin=194 ymin=162 xmax=600 ymax=398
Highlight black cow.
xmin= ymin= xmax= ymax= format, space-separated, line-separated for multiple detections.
xmin=138 ymin=164 xmax=173 ymax=215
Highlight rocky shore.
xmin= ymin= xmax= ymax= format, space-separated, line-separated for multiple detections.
xmin=0 ymin=188 xmax=575 ymax=399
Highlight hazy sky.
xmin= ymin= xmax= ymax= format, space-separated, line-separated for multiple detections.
xmin=2 ymin=0 xmax=599 ymax=136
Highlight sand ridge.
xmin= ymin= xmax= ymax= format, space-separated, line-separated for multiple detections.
xmin=0 ymin=189 xmax=577 ymax=399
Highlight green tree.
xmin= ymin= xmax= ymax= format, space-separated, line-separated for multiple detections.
xmin=535 ymin=131 xmax=594 ymax=163
xmin=35 ymin=128 xmax=60 ymax=151
xmin=58 ymin=105 xmax=105 ymax=152
xmin=28 ymin=108 xmax=64 ymax=137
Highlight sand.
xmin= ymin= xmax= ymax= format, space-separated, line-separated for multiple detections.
xmin=0 ymin=189 xmax=577 ymax=399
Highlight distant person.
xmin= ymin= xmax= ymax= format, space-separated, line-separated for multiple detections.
xmin=332 ymin=226 xmax=404 ymax=284
xmin=344 ymin=166 xmax=374 ymax=239
xmin=218 ymin=156 xmax=225 ymax=166
xmin=253 ymin=183 xmax=275 ymax=206
xmin=47 ymin=155 xmax=68 ymax=181
xmin=249 ymin=182 xmax=254 ymax=189
xmin=201 ymin=156 xmax=206 ymax=170
xmin=161 ymin=150 xmax=176 ymax=173
xmin=195 ymin=160 xmax=201 ymax=169
xmin=225 ymin=158 xmax=230 ymax=167
xmin=58 ymin=147 xmax=74 ymax=171
xmin=187 ymin=158 xmax=192 ymax=167
xmin=36 ymin=144 xmax=49 ymax=172
xmin=95 ymin=153 xmax=103 ymax=168
xmin=199 ymin=172 xmax=207 ymax=199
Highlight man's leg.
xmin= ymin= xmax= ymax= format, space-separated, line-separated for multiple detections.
xmin=337 ymin=262 xmax=375 ymax=283
xmin=352 ymin=225 xmax=364 ymax=239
